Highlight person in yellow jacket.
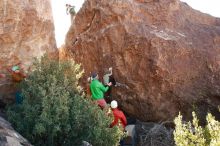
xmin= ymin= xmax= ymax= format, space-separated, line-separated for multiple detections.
xmin=90 ymin=72 xmax=112 ymax=108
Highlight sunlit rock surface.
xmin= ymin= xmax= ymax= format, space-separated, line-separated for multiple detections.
xmin=65 ymin=0 xmax=220 ymax=122
xmin=0 ymin=0 xmax=57 ymax=104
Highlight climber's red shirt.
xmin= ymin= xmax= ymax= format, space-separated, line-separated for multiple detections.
xmin=110 ymin=108 xmax=127 ymax=128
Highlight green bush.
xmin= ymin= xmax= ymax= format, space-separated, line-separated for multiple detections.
xmin=206 ymin=113 xmax=220 ymax=146
xmin=174 ymin=111 xmax=220 ymax=146
xmin=7 ymin=56 xmax=123 ymax=146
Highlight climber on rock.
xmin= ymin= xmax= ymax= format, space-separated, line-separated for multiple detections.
xmin=90 ymin=72 xmax=112 ymax=109
xmin=66 ymin=4 xmax=76 ymax=21
xmin=103 ymin=67 xmax=115 ymax=98
xmin=8 ymin=64 xmax=26 ymax=83
xmin=103 ymin=67 xmax=129 ymax=99
xmin=66 ymin=4 xmax=75 ymax=15
xmin=103 ymin=67 xmax=114 ymax=85
xmin=8 ymin=63 xmax=27 ymax=104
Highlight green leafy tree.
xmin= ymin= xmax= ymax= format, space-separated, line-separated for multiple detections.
xmin=7 ymin=56 xmax=122 ymax=146
xmin=174 ymin=111 xmax=220 ymax=146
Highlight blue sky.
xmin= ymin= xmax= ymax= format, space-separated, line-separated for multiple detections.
xmin=51 ymin=0 xmax=220 ymax=47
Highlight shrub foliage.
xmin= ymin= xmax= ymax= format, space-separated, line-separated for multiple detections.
xmin=174 ymin=111 xmax=220 ymax=146
xmin=7 ymin=56 xmax=122 ymax=146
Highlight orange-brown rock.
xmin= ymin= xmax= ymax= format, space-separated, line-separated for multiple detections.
xmin=65 ymin=0 xmax=220 ymax=122
xmin=0 ymin=0 xmax=57 ymax=104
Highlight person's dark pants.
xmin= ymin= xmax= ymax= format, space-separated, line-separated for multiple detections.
xmin=105 ymin=86 xmax=112 ymax=97
xmin=109 ymin=75 xmax=116 ymax=86
xmin=105 ymin=86 xmax=112 ymax=103
xmin=120 ymin=139 xmax=124 ymax=146
xmin=105 ymin=75 xmax=116 ymax=100
xmin=15 ymin=91 xmax=23 ymax=104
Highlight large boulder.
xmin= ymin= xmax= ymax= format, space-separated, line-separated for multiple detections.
xmin=0 ymin=0 xmax=57 ymax=104
xmin=65 ymin=0 xmax=220 ymax=122
xmin=0 ymin=116 xmax=31 ymax=146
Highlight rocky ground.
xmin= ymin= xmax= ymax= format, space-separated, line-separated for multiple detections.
xmin=0 ymin=114 xmax=31 ymax=146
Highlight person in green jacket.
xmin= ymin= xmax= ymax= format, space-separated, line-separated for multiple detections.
xmin=90 ymin=72 xmax=112 ymax=108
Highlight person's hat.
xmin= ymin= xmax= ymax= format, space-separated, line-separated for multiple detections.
xmin=111 ymin=100 xmax=118 ymax=109
xmin=12 ymin=66 xmax=20 ymax=72
xmin=91 ymin=72 xmax=98 ymax=79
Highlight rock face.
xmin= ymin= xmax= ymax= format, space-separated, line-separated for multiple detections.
xmin=0 ymin=0 xmax=57 ymax=103
xmin=65 ymin=0 xmax=220 ymax=122
xmin=0 ymin=116 xmax=32 ymax=146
